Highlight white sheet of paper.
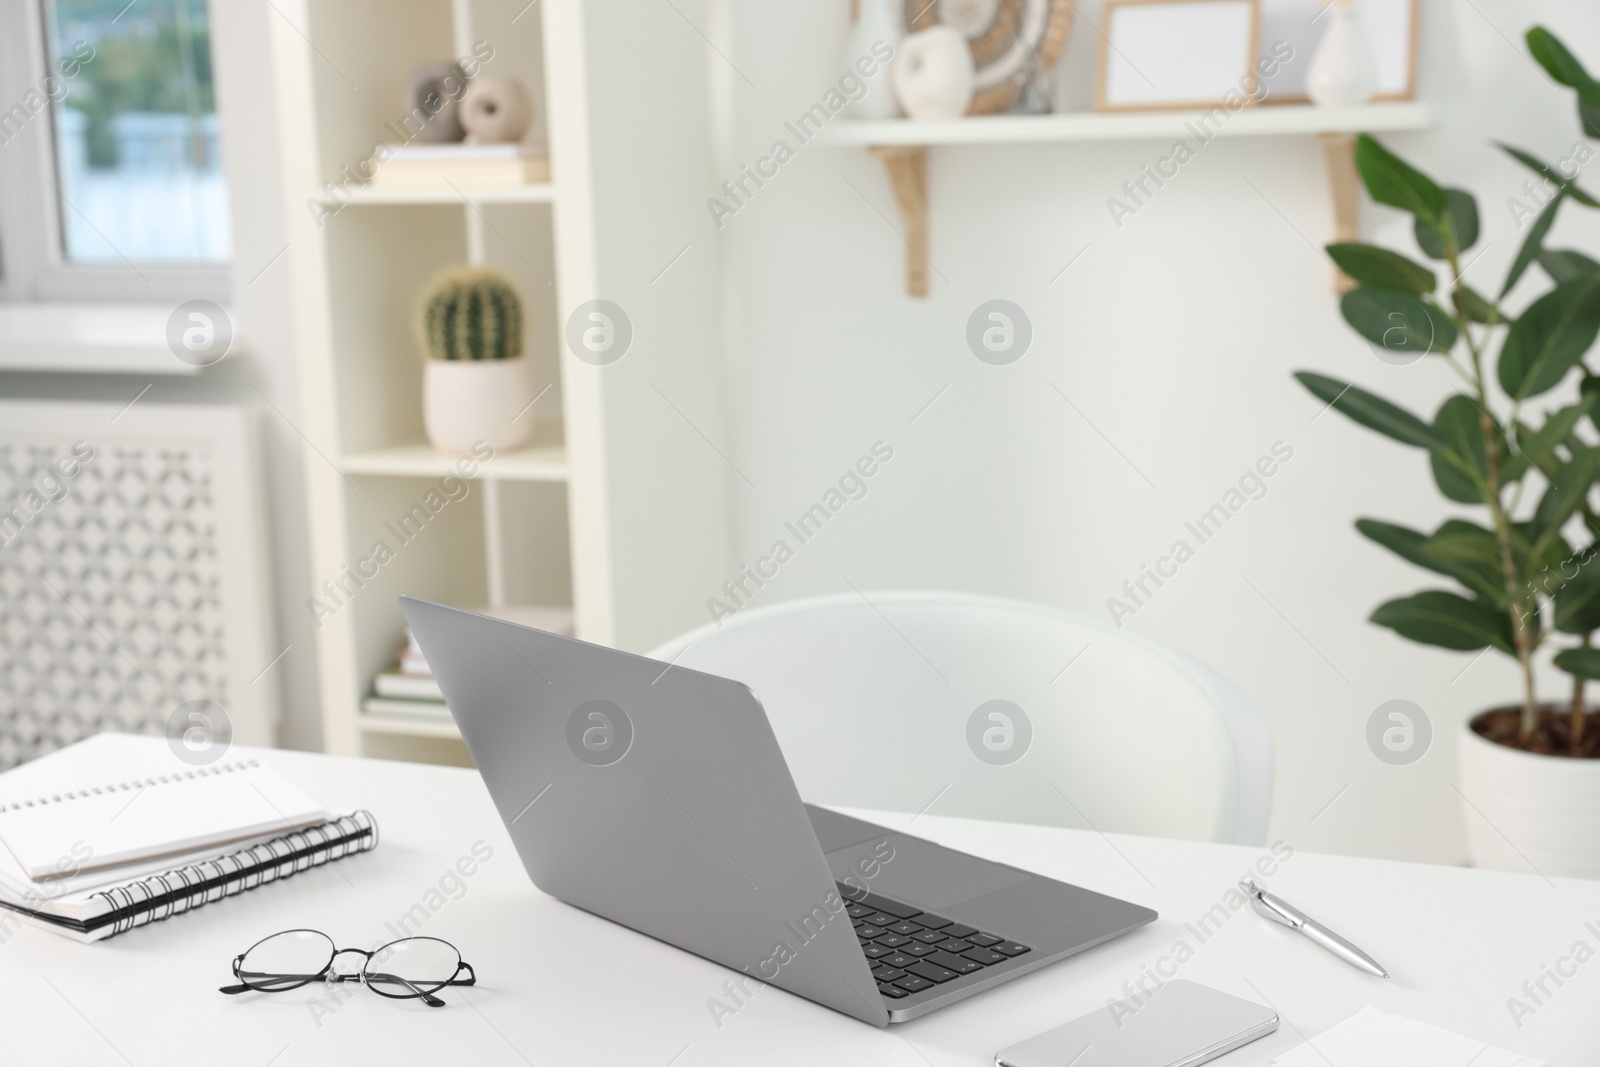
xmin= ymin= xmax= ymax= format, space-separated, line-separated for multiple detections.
xmin=1103 ymin=1 xmax=1257 ymax=108
xmin=1272 ymin=1009 xmax=1544 ymax=1067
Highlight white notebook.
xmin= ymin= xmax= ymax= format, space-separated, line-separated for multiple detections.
xmin=0 ymin=749 xmax=329 ymax=880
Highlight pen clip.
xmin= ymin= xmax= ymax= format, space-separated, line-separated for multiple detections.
xmin=1239 ymin=878 xmax=1303 ymax=929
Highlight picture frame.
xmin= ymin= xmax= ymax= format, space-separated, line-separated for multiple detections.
xmin=1096 ymin=0 xmax=1262 ymax=113
xmin=1257 ymin=0 xmax=1420 ymax=104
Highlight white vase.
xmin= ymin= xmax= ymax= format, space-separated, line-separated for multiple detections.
xmin=844 ymin=0 xmax=902 ymax=120
xmin=1306 ymin=3 xmax=1377 ymax=108
xmin=1457 ymin=712 xmax=1600 ymax=878
xmin=892 ymin=26 xmax=975 ymax=121
xmin=423 ymin=356 xmax=535 ymax=452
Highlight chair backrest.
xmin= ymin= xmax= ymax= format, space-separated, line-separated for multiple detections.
xmin=648 ymin=592 xmax=1273 ymax=845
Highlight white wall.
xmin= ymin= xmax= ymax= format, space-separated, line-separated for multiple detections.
xmin=687 ymin=0 xmax=1600 ymax=865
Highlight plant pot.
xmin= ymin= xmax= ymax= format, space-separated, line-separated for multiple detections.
xmin=422 ymin=356 xmax=535 ymax=453
xmin=1458 ymin=708 xmax=1600 ymax=878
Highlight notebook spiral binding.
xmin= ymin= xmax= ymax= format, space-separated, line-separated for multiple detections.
xmin=0 ymin=759 xmax=262 ymax=813
xmin=90 ymin=811 xmax=379 ymax=938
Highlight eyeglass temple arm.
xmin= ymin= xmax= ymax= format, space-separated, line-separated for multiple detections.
xmin=364 ymin=970 xmax=448 ymax=1007
xmin=219 ymin=970 xmax=333 ymax=995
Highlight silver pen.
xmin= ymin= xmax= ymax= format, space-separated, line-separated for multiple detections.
xmin=1240 ymin=879 xmax=1389 ymax=978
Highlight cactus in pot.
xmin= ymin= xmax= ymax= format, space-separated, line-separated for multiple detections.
xmin=416 ymin=266 xmax=535 ymax=452
xmin=417 ymin=267 xmax=525 ymax=362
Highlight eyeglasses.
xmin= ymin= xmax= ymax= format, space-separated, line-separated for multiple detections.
xmin=219 ymin=930 xmax=476 ymax=1007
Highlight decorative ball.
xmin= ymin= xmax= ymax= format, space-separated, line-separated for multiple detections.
xmin=404 ymin=62 xmax=468 ymax=143
xmin=460 ymin=78 xmax=535 ymax=144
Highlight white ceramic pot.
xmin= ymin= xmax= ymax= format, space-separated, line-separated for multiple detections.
xmin=892 ymin=26 xmax=974 ymax=121
xmin=423 ymin=356 xmax=535 ymax=452
xmin=1458 ymin=712 xmax=1600 ymax=878
xmin=1306 ymin=3 xmax=1376 ymax=108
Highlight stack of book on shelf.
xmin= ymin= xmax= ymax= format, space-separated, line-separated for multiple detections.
xmin=0 ymin=733 xmax=377 ymax=943
xmin=364 ymin=605 xmax=575 ymax=726
xmin=366 ymin=142 xmax=551 ymax=189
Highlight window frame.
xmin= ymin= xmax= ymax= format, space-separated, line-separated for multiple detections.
xmin=0 ymin=0 xmax=231 ymax=305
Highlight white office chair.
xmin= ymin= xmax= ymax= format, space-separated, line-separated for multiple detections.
xmin=648 ymin=591 xmax=1273 ymax=845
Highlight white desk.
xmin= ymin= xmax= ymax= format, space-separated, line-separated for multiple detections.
xmin=0 ymin=742 xmax=1593 ymax=1065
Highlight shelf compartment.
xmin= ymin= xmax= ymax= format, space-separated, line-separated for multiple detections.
xmin=327 ymin=183 xmax=557 ymax=207
xmin=342 ymin=422 xmax=567 ymax=481
xmin=361 ymin=697 xmax=461 ymax=739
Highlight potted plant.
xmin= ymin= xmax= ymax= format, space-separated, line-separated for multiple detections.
xmin=1295 ymin=26 xmax=1600 ymax=877
xmin=417 ymin=266 xmax=535 ymax=451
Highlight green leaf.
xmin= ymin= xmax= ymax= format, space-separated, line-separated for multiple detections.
xmin=1355 ymin=135 xmax=1449 ymax=228
xmin=1583 ymin=100 xmax=1600 ymax=141
xmin=1526 ymin=27 xmax=1600 ymax=138
xmin=1528 ymin=27 xmax=1596 ymax=90
xmin=1555 ymin=646 xmax=1600 ymax=678
xmin=1327 ymin=243 xmax=1437 ymax=295
xmin=1419 ymin=520 xmax=1510 ymax=604
xmin=1356 ymin=518 xmax=1455 ymax=577
xmin=1430 ymin=394 xmax=1504 ymax=504
xmin=1339 ymin=289 xmax=1458 ymax=357
xmin=1498 ymin=278 xmax=1600 ymax=399
xmin=1498 ymin=143 xmax=1600 ymax=208
xmin=1371 ymin=590 xmax=1514 ymax=652
xmin=1540 ymin=248 xmax=1600 ymax=284
xmin=1533 ymin=447 xmax=1600 ymax=554
xmin=1294 ymin=371 xmax=1441 ymax=449
xmin=1554 ymin=551 xmax=1600 ymax=633
xmin=1503 ymin=187 xmax=1569 ymax=299
xmin=1455 ymin=284 xmax=1503 ymax=325
xmin=1520 ymin=398 xmax=1595 ymax=467
xmin=1580 ymin=378 xmax=1600 ymax=440
xmin=1415 ymin=189 xmax=1482 ymax=259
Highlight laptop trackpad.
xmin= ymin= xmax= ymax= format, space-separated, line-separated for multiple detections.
xmin=826 ymin=833 xmax=1029 ymax=911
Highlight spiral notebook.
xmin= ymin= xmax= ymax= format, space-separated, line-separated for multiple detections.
xmin=0 ymin=758 xmax=331 ymax=879
xmin=0 ymin=734 xmax=380 ymax=943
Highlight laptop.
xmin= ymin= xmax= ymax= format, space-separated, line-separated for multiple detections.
xmin=401 ymin=597 xmax=1157 ymax=1025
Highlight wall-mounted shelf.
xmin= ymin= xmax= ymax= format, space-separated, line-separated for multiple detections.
xmin=818 ymin=103 xmax=1433 ymax=295
xmin=813 ymin=102 xmax=1431 ymax=147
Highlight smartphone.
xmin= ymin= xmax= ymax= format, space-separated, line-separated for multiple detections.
xmin=995 ymin=980 xmax=1279 ymax=1067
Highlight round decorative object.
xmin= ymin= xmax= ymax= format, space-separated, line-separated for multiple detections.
xmin=404 ymin=62 xmax=468 ymax=143
xmin=460 ymin=77 xmax=535 ymax=144
xmin=893 ymin=27 xmax=976 ymax=120
xmin=903 ymin=0 xmax=1075 ymax=114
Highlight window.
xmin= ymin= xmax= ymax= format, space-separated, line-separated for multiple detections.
xmin=0 ymin=0 xmax=230 ymax=302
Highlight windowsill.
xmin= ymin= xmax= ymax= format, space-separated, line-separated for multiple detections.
xmin=0 ymin=303 xmax=235 ymax=375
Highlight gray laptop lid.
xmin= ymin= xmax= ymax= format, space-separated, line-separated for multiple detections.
xmin=401 ymin=597 xmax=890 ymax=1026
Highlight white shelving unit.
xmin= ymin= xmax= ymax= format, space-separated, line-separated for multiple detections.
xmin=269 ymin=0 xmax=730 ymax=762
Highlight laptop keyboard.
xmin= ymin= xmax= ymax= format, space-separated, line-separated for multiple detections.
xmin=836 ymin=883 xmax=1032 ymax=1000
